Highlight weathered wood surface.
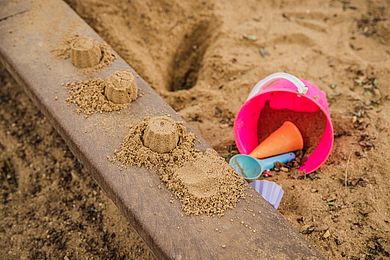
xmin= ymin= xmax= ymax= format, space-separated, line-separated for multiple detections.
xmin=0 ymin=0 xmax=322 ymax=259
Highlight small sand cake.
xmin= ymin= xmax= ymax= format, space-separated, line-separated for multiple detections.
xmin=143 ymin=116 xmax=179 ymax=153
xmin=70 ymin=36 xmax=102 ymax=68
xmin=174 ymin=154 xmax=222 ymax=198
xmin=105 ymin=71 xmax=138 ymax=104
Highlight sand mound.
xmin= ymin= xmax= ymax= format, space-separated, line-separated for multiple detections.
xmin=114 ymin=117 xmax=245 ymax=215
xmin=65 ymin=70 xmax=139 ymax=115
xmin=168 ymin=151 xmax=245 ymax=215
xmin=105 ymin=71 xmax=138 ymax=104
xmin=66 ymin=78 xmax=128 ymax=115
xmin=53 ymin=35 xmax=115 ymax=73
xmin=114 ymin=116 xmax=196 ymax=169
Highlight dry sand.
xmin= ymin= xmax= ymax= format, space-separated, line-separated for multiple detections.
xmin=54 ymin=34 xmax=116 ymax=73
xmin=66 ymin=0 xmax=390 ymax=258
xmin=114 ymin=117 xmax=245 ymax=215
xmin=66 ymin=78 xmax=129 ymax=115
xmin=1 ymin=0 xmax=389 ymax=258
xmin=65 ymin=70 xmax=139 ymax=115
xmin=0 ymin=66 xmax=153 ymax=259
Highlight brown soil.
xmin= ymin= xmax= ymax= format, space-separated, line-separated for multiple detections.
xmin=0 ymin=66 xmax=153 ymax=259
xmin=1 ymin=0 xmax=390 ymax=258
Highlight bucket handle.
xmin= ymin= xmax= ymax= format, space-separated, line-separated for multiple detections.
xmin=247 ymin=72 xmax=308 ymax=101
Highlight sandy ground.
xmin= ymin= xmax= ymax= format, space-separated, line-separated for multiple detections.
xmin=0 ymin=66 xmax=154 ymax=259
xmin=1 ymin=0 xmax=390 ymax=258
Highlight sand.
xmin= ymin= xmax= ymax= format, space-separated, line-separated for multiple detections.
xmin=114 ymin=117 xmax=196 ymax=169
xmin=1 ymin=0 xmax=389 ymax=258
xmin=54 ymin=34 xmax=116 ymax=72
xmin=0 ymin=66 xmax=154 ymax=259
xmin=66 ymin=78 xmax=129 ymax=115
xmin=143 ymin=116 xmax=180 ymax=153
xmin=114 ymin=117 xmax=245 ymax=215
xmin=66 ymin=70 xmax=139 ymax=115
xmin=65 ymin=0 xmax=390 ymax=258
xmin=169 ymin=151 xmax=246 ymax=215
xmin=70 ymin=36 xmax=102 ymax=68
xmin=105 ymin=71 xmax=138 ymax=104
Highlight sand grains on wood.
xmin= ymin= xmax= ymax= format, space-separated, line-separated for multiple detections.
xmin=66 ymin=78 xmax=129 ymax=115
xmin=114 ymin=117 xmax=245 ymax=215
xmin=167 ymin=150 xmax=246 ymax=215
xmin=114 ymin=117 xmax=196 ymax=169
xmin=53 ymin=34 xmax=115 ymax=72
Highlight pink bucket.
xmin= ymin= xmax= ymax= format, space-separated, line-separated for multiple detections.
xmin=233 ymin=72 xmax=334 ymax=174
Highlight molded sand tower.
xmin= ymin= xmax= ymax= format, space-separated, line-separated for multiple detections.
xmin=70 ymin=36 xmax=102 ymax=68
xmin=143 ymin=116 xmax=179 ymax=153
xmin=105 ymin=71 xmax=138 ymax=104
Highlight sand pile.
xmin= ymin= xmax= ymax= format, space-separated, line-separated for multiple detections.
xmin=53 ymin=35 xmax=115 ymax=72
xmin=66 ymin=78 xmax=128 ymax=115
xmin=166 ymin=150 xmax=245 ymax=215
xmin=105 ymin=71 xmax=138 ymax=104
xmin=66 ymin=70 xmax=138 ymax=115
xmin=114 ymin=116 xmax=196 ymax=169
xmin=114 ymin=116 xmax=245 ymax=215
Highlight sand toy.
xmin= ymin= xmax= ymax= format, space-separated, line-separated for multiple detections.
xmin=234 ymin=72 xmax=334 ymax=174
xmin=249 ymin=121 xmax=303 ymax=159
xmin=250 ymin=180 xmax=284 ymax=209
xmin=229 ymin=152 xmax=295 ymax=180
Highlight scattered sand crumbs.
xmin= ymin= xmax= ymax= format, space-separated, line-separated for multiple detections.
xmin=53 ymin=35 xmax=115 ymax=73
xmin=114 ymin=116 xmax=197 ymax=169
xmin=165 ymin=150 xmax=246 ymax=215
xmin=66 ymin=79 xmax=128 ymax=115
xmin=114 ymin=117 xmax=246 ymax=216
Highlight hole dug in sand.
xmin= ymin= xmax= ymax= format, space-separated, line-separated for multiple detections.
xmin=114 ymin=116 xmax=245 ymax=215
xmin=169 ymin=21 xmax=214 ymax=91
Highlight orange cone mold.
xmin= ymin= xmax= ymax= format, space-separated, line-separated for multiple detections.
xmin=249 ymin=121 xmax=304 ymax=159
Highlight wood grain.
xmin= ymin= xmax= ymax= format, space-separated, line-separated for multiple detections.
xmin=0 ymin=0 xmax=322 ymax=259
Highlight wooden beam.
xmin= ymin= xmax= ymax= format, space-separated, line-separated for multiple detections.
xmin=0 ymin=0 xmax=322 ymax=258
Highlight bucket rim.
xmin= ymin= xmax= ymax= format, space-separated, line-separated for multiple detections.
xmin=233 ymin=88 xmax=334 ymax=174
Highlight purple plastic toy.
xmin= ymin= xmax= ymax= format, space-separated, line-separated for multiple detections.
xmin=250 ymin=180 xmax=284 ymax=209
